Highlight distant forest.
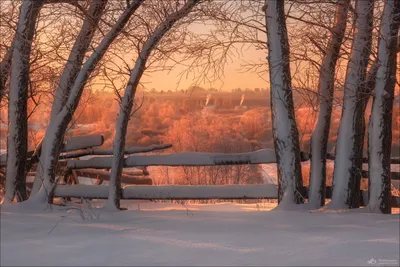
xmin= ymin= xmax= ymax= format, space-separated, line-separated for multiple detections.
xmin=2 ymin=86 xmax=398 ymax=158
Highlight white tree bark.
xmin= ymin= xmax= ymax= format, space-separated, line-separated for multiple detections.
xmin=49 ymin=0 xmax=107 ymax=121
xmin=29 ymin=0 xmax=144 ymax=204
xmin=264 ymin=1 xmax=303 ymax=206
xmin=106 ymin=0 xmax=201 ymax=210
xmin=4 ymin=0 xmax=44 ymax=203
xmin=31 ymin=0 xmax=108 ymax=195
xmin=366 ymin=0 xmax=400 ymax=214
xmin=308 ymin=0 xmax=350 ymax=209
xmin=330 ymin=0 xmax=374 ymax=209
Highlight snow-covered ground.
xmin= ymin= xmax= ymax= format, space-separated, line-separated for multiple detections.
xmin=1 ymin=201 xmax=399 ymax=266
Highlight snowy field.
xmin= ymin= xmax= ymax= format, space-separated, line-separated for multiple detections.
xmin=1 ymin=201 xmax=399 ymax=266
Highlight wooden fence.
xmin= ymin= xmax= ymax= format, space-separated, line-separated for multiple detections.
xmin=62 ymin=144 xmax=400 ymax=208
xmin=0 ymin=134 xmax=399 ymax=208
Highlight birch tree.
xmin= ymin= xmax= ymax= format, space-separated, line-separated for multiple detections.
xmin=308 ymin=0 xmax=350 ymax=208
xmin=106 ymin=0 xmax=201 ymax=210
xmin=31 ymin=0 xmax=108 ymax=195
xmin=263 ymin=0 xmax=303 ymax=206
xmin=4 ymin=0 xmax=45 ymax=203
xmin=367 ymin=0 xmax=400 ymax=214
xmin=330 ymin=0 xmax=374 ymax=209
xmin=49 ymin=0 xmax=108 ymax=121
xmin=29 ymin=0 xmax=144 ymax=204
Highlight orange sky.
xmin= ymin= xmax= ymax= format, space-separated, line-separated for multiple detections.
xmin=108 ymin=19 xmax=270 ymax=92
xmin=140 ymin=47 xmax=268 ymax=92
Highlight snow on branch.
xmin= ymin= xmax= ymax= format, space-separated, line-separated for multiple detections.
xmin=59 ymin=143 xmax=172 ymax=159
xmin=62 ymin=134 xmax=104 ymax=152
xmin=67 ymin=149 xmax=278 ymax=169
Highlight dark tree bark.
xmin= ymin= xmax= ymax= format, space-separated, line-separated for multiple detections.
xmin=308 ymin=0 xmax=350 ymax=208
xmin=0 ymin=43 xmax=13 ymax=102
xmin=330 ymin=0 xmax=374 ymax=209
xmin=31 ymin=0 xmax=108 ymax=196
xmin=367 ymin=0 xmax=400 ymax=214
xmin=264 ymin=1 xmax=303 ymax=206
xmin=29 ymin=0 xmax=144 ymax=204
xmin=4 ymin=0 xmax=45 ymax=203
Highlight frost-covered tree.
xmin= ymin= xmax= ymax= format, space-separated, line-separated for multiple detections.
xmin=366 ymin=0 xmax=400 ymax=214
xmin=29 ymin=0 xmax=144 ymax=204
xmin=4 ymin=0 xmax=45 ymax=203
xmin=330 ymin=0 xmax=374 ymax=209
xmin=106 ymin=0 xmax=201 ymax=210
xmin=308 ymin=0 xmax=350 ymax=208
xmin=30 ymin=0 xmax=109 ymax=195
xmin=263 ymin=0 xmax=303 ymax=205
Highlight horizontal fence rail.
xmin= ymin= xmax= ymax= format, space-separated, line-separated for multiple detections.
xmin=73 ymin=169 xmax=152 ymax=185
xmin=66 ymin=150 xmax=400 ymax=180
xmin=54 ymin=184 xmax=278 ymax=200
xmin=67 ymin=149 xmax=279 ymax=169
xmin=59 ymin=144 xmax=172 ymax=160
xmin=53 ymin=184 xmax=400 ymax=208
xmin=1 ymin=133 xmax=399 ymax=209
xmin=0 ymin=134 xmax=104 ymax=167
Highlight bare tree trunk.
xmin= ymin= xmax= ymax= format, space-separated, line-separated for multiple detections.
xmin=106 ymin=0 xmax=201 ymax=210
xmin=308 ymin=0 xmax=350 ymax=208
xmin=362 ymin=60 xmax=379 ymax=113
xmin=4 ymin=0 xmax=44 ymax=203
xmin=330 ymin=0 xmax=374 ymax=209
xmin=367 ymin=0 xmax=400 ymax=214
xmin=263 ymin=1 xmax=303 ymax=206
xmin=359 ymin=60 xmax=378 ymax=161
xmin=31 ymin=0 xmax=108 ymax=195
xmin=29 ymin=0 xmax=144 ymax=204
xmin=49 ymin=0 xmax=108 ymax=121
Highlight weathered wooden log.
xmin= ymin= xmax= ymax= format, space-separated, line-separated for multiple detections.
xmin=0 ymin=134 xmax=104 ymax=167
xmin=73 ymin=169 xmax=152 ymax=185
xmin=52 ymin=184 xmax=400 ymax=207
xmin=54 ymin=184 xmax=109 ymax=198
xmin=62 ymin=134 xmax=104 ymax=152
xmin=67 ymin=149 xmax=278 ymax=169
xmin=54 ymin=184 xmax=278 ymax=199
xmin=122 ymin=170 xmax=148 ymax=176
xmin=122 ymin=184 xmax=278 ymax=199
xmin=59 ymin=143 xmax=172 ymax=159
